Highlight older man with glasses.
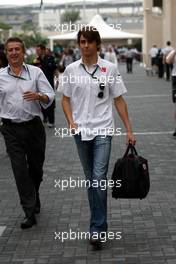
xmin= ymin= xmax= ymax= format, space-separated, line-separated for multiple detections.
xmin=60 ymin=27 xmax=136 ymax=249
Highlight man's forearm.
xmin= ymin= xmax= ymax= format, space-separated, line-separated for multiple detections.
xmin=166 ymin=50 xmax=176 ymax=64
xmin=61 ymin=96 xmax=74 ymax=125
xmin=114 ymin=96 xmax=132 ymax=132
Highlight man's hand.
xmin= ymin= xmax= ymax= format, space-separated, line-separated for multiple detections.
xmin=23 ymin=91 xmax=38 ymax=101
xmin=69 ymin=122 xmax=78 ymax=135
xmin=126 ymin=131 xmax=136 ymax=145
xmin=23 ymin=91 xmax=49 ymax=104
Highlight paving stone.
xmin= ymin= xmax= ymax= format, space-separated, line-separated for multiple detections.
xmin=0 ymin=64 xmax=176 ymax=263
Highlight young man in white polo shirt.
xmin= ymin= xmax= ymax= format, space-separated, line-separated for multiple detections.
xmin=60 ymin=26 xmax=136 ymax=249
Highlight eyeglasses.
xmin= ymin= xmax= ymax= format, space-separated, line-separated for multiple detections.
xmin=98 ymin=83 xmax=105 ymax=98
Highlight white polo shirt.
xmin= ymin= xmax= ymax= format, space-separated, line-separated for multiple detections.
xmin=149 ymin=47 xmax=158 ymax=58
xmin=59 ymin=56 xmax=127 ymax=140
xmin=162 ymin=45 xmax=174 ymax=56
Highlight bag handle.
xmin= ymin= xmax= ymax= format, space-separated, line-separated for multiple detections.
xmin=123 ymin=143 xmax=138 ymax=159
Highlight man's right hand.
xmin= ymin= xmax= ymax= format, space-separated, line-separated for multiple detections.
xmin=69 ymin=122 xmax=78 ymax=135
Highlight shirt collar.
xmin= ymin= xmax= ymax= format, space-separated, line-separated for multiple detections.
xmin=7 ymin=62 xmax=28 ymax=73
xmin=79 ymin=56 xmax=103 ymax=68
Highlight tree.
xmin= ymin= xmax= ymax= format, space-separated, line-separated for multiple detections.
xmin=21 ymin=20 xmax=36 ymax=33
xmin=61 ymin=10 xmax=80 ymax=24
xmin=0 ymin=22 xmax=12 ymax=30
xmin=19 ymin=19 xmax=48 ymax=48
xmin=12 ymin=32 xmax=48 ymax=49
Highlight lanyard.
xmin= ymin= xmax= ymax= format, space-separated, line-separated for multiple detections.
xmin=8 ymin=65 xmax=31 ymax=80
xmin=81 ymin=63 xmax=105 ymax=99
xmin=81 ymin=64 xmax=99 ymax=80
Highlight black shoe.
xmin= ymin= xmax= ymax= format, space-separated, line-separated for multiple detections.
xmin=99 ymin=231 xmax=108 ymax=243
xmin=173 ymin=130 xmax=176 ymax=137
xmin=35 ymin=193 xmax=41 ymax=214
xmin=20 ymin=215 xmax=37 ymax=229
xmin=89 ymin=235 xmax=102 ymax=250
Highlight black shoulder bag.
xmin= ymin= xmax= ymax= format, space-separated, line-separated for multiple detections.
xmin=111 ymin=143 xmax=150 ymax=199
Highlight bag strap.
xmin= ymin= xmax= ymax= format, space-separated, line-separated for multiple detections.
xmin=123 ymin=143 xmax=138 ymax=158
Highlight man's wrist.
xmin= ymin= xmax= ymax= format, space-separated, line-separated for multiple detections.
xmin=69 ymin=121 xmax=76 ymax=127
xmin=37 ymin=92 xmax=49 ymax=103
xmin=37 ymin=92 xmax=43 ymax=101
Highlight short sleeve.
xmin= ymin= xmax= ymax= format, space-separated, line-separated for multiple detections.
xmin=108 ymin=65 xmax=127 ymax=98
xmin=58 ymin=68 xmax=72 ymax=97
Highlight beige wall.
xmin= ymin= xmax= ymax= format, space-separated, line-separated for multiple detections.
xmin=163 ymin=0 xmax=176 ymax=47
xmin=143 ymin=0 xmax=162 ymax=66
xmin=143 ymin=0 xmax=176 ymax=66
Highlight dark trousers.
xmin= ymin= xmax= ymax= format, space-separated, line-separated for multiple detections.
xmin=172 ymin=76 xmax=176 ymax=103
xmin=0 ymin=117 xmax=46 ymax=217
xmin=42 ymin=99 xmax=55 ymax=124
xmin=126 ymin=58 xmax=133 ymax=73
xmin=158 ymin=62 xmax=164 ymax=78
xmin=165 ymin=63 xmax=173 ymax=81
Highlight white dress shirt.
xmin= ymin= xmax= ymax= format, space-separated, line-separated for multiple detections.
xmin=149 ymin=47 xmax=158 ymax=58
xmin=104 ymin=51 xmax=118 ymax=66
xmin=162 ymin=45 xmax=174 ymax=56
xmin=59 ymin=56 xmax=127 ymax=140
xmin=0 ymin=63 xmax=55 ymax=122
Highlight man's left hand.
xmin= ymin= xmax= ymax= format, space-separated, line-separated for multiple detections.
xmin=23 ymin=91 xmax=39 ymax=101
xmin=126 ymin=131 xmax=136 ymax=145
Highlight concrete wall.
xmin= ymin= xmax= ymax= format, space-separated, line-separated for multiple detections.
xmin=143 ymin=0 xmax=162 ymax=66
xmin=143 ymin=0 xmax=176 ymax=66
xmin=163 ymin=0 xmax=176 ymax=47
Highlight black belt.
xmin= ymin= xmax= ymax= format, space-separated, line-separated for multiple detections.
xmin=2 ymin=116 xmax=38 ymax=126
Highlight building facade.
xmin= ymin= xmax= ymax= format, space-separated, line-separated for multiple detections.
xmin=143 ymin=0 xmax=176 ymax=66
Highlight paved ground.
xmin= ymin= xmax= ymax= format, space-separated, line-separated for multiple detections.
xmin=0 ymin=63 xmax=176 ymax=264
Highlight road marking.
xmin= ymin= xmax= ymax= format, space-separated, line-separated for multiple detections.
xmin=125 ymin=81 xmax=146 ymax=84
xmin=126 ymin=94 xmax=169 ymax=98
xmin=56 ymin=94 xmax=170 ymax=101
xmin=0 ymin=226 xmax=6 ymax=236
xmin=121 ymin=131 xmax=173 ymax=136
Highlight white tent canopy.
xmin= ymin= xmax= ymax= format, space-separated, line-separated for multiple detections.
xmin=48 ymin=14 xmax=142 ymax=49
xmin=49 ymin=14 xmax=142 ymax=40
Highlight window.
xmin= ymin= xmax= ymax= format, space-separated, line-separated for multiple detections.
xmin=153 ymin=0 xmax=163 ymax=9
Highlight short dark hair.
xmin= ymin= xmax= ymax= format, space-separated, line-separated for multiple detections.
xmin=5 ymin=37 xmax=25 ymax=53
xmin=166 ymin=41 xmax=171 ymax=46
xmin=77 ymin=26 xmax=101 ymax=51
xmin=0 ymin=51 xmax=8 ymax=67
xmin=36 ymin=44 xmax=46 ymax=50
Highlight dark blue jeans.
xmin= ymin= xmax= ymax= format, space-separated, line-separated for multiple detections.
xmin=74 ymin=134 xmax=112 ymax=234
